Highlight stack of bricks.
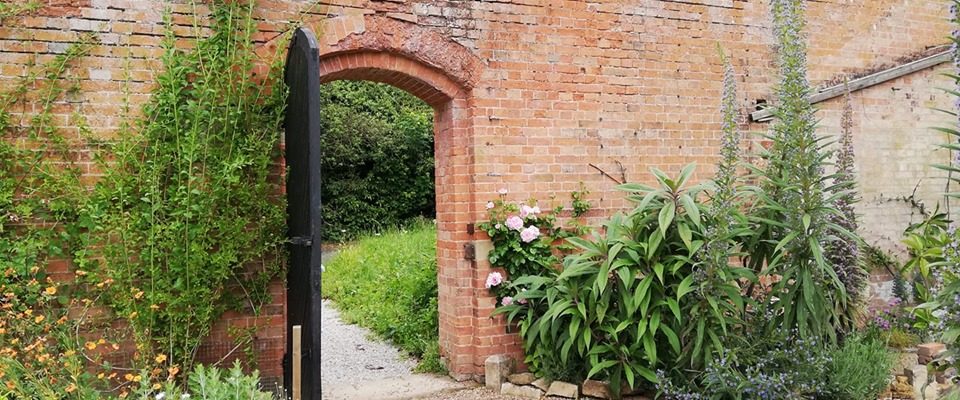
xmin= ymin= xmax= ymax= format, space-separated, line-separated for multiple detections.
xmin=884 ymin=343 xmax=953 ymax=400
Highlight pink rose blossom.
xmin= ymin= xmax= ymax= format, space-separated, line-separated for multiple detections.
xmin=519 ymin=206 xmax=529 ymax=218
xmin=486 ymin=201 xmax=495 ymax=209
xmin=505 ymin=216 xmax=524 ymax=231
xmin=518 ymin=289 xmax=528 ymax=304
xmin=485 ymin=272 xmax=503 ymax=288
xmin=520 ymin=226 xmax=540 ymax=243
xmin=501 ymin=296 xmax=513 ymax=306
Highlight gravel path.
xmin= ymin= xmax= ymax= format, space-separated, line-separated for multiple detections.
xmin=320 ymin=300 xmax=418 ymax=385
xmin=322 ymin=300 xmax=510 ymax=399
xmin=321 ymin=248 xmax=522 ymax=400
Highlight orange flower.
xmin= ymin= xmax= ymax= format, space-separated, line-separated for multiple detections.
xmin=84 ymin=342 xmax=97 ymax=351
xmin=123 ymin=373 xmax=134 ymax=382
xmin=65 ymin=383 xmax=77 ymax=393
xmin=44 ymin=286 xmax=57 ymax=296
xmin=34 ymin=315 xmax=44 ymax=324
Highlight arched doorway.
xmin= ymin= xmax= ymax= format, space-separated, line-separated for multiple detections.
xmin=283 ymin=20 xmax=506 ymax=398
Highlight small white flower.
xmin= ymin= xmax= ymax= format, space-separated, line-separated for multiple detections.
xmin=486 ymin=201 xmax=495 ymax=209
xmin=155 ymin=393 xmax=166 ymax=400
xmin=180 ymin=394 xmax=191 ymax=400
xmin=498 ymin=188 xmax=508 ymax=195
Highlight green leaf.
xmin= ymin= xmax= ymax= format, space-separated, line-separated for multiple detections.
xmin=587 ymin=360 xmax=618 ymax=379
xmin=658 ymin=201 xmax=675 ymax=237
xmin=661 ymin=324 xmax=681 ymax=355
xmin=677 ymin=223 xmax=692 ymax=249
xmin=678 ymin=193 xmax=700 ymax=227
xmin=677 ymin=274 xmax=695 ymax=300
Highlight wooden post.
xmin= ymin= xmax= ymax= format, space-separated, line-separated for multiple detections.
xmin=293 ymin=325 xmax=302 ymax=400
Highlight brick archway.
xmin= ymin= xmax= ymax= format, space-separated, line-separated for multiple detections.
xmin=315 ymin=16 xmax=508 ymax=380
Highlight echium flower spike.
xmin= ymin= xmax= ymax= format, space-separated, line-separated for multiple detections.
xmin=953 ymin=0 xmax=960 ymax=163
xmin=762 ymin=0 xmax=847 ymax=342
xmin=827 ymin=86 xmax=866 ymax=309
xmin=712 ymin=46 xmax=741 ymax=226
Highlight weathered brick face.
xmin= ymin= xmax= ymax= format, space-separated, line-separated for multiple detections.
xmin=0 ymin=0 xmax=952 ymax=384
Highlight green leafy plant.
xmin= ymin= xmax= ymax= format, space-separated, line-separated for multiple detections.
xmin=76 ymin=0 xmax=287 ymax=373
xmin=122 ymin=361 xmax=276 ymax=400
xmin=319 ymin=80 xmax=435 ymax=242
xmin=826 ymin=336 xmax=893 ymax=400
xmin=656 ymin=327 xmax=831 ymax=400
xmin=497 ymin=165 xmax=752 ymax=397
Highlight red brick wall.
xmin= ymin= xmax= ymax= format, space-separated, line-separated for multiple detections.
xmin=1 ymin=0 xmax=951 ymax=384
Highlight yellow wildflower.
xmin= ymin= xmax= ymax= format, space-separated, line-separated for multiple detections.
xmin=84 ymin=342 xmax=96 ymax=351
xmin=34 ymin=315 xmax=44 ymax=324
xmin=65 ymin=383 xmax=77 ymax=393
xmin=155 ymin=354 xmax=167 ymax=364
xmin=44 ymin=286 xmax=56 ymax=296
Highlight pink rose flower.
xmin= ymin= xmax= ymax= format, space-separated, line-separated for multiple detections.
xmin=485 ymin=272 xmax=503 ymax=288
xmin=520 ymin=226 xmax=540 ymax=243
xmin=505 ymin=216 xmax=524 ymax=231
xmin=501 ymin=296 xmax=513 ymax=306
xmin=486 ymin=201 xmax=495 ymax=209
xmin=520 ymin=205 xmax=535 ymax=218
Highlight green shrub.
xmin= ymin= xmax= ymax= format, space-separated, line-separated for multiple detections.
xmin=497 ymin=166 xmax=753 ymax=397
xmin=319 ymin=81 xmax=435 ymax=242
xmin=321 ymin=220 xmax=442 ymax=372
xmin=122 ymin=362 xmax=276 ymax=400
xmin=826 ymin=337 xmax=893 ymax=400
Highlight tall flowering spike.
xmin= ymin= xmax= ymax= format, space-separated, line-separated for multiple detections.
xmin=827 ymin=87 xmax=866 ymax=308
xmin=712 ymin=47 xmax=741 ymax=221
xmin=953 ymin=0 xmax=960 ymax=166
xmin=756 ymin=0 xmax=849 ymax=342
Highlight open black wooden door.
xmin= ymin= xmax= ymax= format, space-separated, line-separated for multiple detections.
xmin=283 ymin=27 xmax=322 ymax=399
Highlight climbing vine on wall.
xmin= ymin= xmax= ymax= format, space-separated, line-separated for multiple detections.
xmin=75 ymin=0 xmax=288 ymax=373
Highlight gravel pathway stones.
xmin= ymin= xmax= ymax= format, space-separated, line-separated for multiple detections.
xmin=322 ymin=300 xmax=509 ymax=399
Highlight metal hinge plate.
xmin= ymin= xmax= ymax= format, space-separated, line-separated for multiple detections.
xmin=290 ymin=236 xmax=313 ymax=246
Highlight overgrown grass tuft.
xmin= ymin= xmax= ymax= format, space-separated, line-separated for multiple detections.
xmin=321 ymin=220 xmax=443 ymax=373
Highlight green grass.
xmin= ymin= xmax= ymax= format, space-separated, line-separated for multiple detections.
xmin=321 ymin=220 xmax=444 ymax=373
